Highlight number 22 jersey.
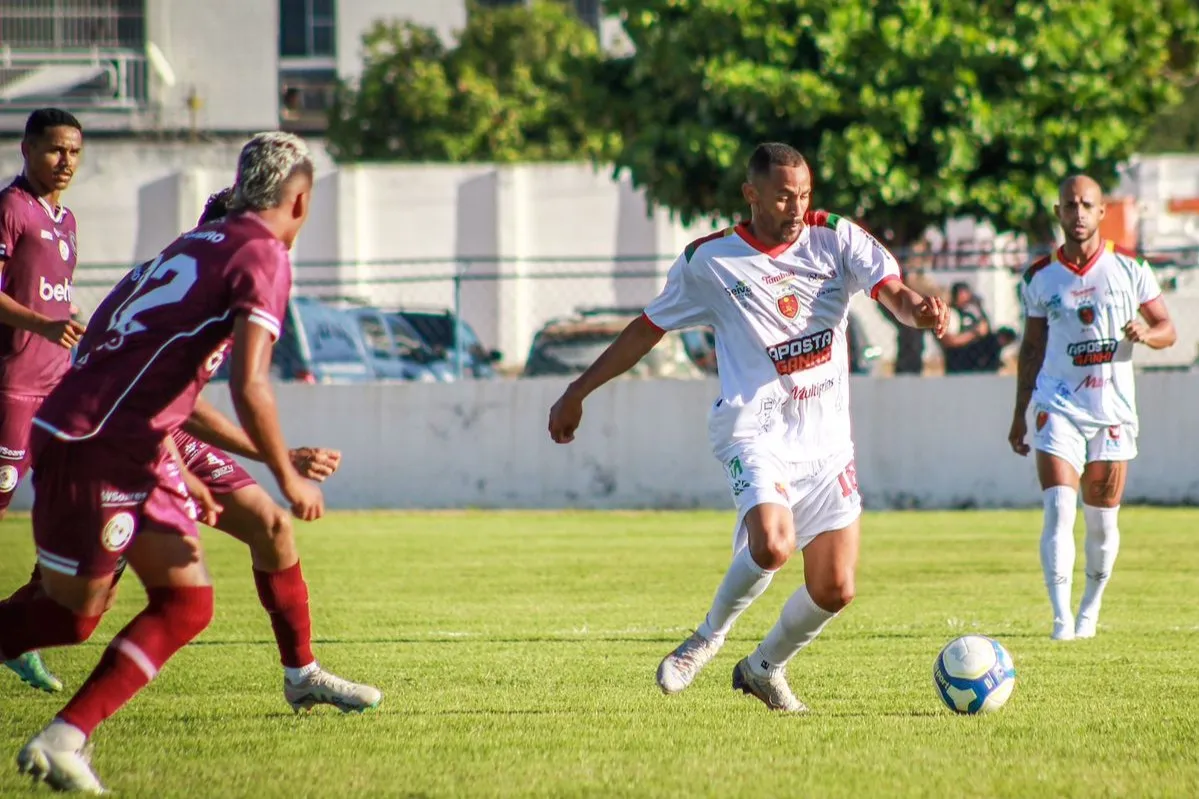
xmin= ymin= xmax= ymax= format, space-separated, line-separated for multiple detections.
xmin=34 ymin=213 xmax=292 ymax=454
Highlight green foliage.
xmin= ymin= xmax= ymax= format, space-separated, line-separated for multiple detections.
xmin=327 ymin=1 xmax=618 ymax=163
xmin=594 ymin=0 xmax=1199 ymax=241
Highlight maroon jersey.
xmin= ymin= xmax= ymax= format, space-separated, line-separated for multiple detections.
xmin=0 ymin=175 xmax=78 ymax=395
xmin=33 ymin=213 xmax=291 ymax=457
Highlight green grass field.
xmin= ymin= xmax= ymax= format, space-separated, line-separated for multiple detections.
xmin=2 ymin=508 xmax=1198 ymax=798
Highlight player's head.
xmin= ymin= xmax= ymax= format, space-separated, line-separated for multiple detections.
xmin=21 ymin=108 xmax=83 ymax=197
xmin=742 ymin=143 xmax=811 ymax=246
xmin=1055 ymin=175 xmax=1105 ymax=246
xmin=198 ymin=186 xmax=235 ymax=226
xmin=950 ymin=281 xmax=973 ymax=308
xmin=230 ymin=131 xmax=314 ymax=248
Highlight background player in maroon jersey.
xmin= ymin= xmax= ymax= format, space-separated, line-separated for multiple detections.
xmin=0 ymin=132 xmax=322 ymax=793
xmin=0 ymin=109 xmax=86 ymax=694
xmin=12 ymin=186 xmax=382 ymax=713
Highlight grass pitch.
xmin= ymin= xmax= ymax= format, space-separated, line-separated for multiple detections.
xmin=2 ymin=508 xmax=1198 ymax=798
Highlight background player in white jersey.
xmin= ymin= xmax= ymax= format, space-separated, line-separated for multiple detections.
xmin=547 ymin=143 xmax=948 ymax=712
xmin=1009 ymin=175 xmax=1176 ymax=641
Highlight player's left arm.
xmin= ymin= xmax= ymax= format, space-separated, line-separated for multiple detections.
xmin=840 ymin=220 xmax=949 ymax=337
xmin=183 ymin=397 xmax=341 ymax=481
xmin=1125 ymin=296 xmax=1176 ymax=350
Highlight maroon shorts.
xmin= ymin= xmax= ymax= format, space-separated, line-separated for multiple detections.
xmin=30 ymin=430 xmax=198 ymax=579
xmin=171 ymin=430 xmax=256 ymax=495
xmin=0 ymin=393 xmax=43 ymax=510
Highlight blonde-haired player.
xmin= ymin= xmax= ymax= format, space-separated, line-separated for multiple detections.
xmin=1009 ymin=175 xmax=1176 ymax=640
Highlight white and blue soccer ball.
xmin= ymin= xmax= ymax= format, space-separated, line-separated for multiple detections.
xmin=933 ymin=635 xmax=1016 ymax=715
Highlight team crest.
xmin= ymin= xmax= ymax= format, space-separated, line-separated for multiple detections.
xmin=1035 ymin=411 xmax=1048 ymax=432
xmin=1108 ymin=426 xmax=1120 ymax=440
xmin=1077 ymin=305 xmax=1095 ymax=326
xmin=774 ymin=482 xmax=789 ymax=501
xmin=0 ymin=465 xmax=17 ymax=493
xmin=101 ymin=512 xmax=136 ymax=552
xmin=776 ymin=293 xmax=799 ymax=319
xmin=58 ymin=238 xmax=70 ymax=261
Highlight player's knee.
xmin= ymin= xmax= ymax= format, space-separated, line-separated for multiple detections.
xmin=809 ymin=573 xmax=855 ymax=613
xmin=750 ymin=532 xmax=793 ymax=571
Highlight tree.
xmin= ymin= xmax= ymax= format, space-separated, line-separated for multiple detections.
xmin=592 ymin=0 xmax=1199 ymax=243
xmin=327 ymin=0 xmax=618 ymax=163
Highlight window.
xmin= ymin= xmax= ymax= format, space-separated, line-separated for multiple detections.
xmin=0 ymin=0 xmax=145 ymax=50
xmin=279 ymin=0 xmax=335 ymax=59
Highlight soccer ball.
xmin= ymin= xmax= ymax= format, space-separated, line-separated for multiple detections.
xmin=933 ymin=635 xmax=1016 ymax=715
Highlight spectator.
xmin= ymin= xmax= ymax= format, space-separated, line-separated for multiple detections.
xmin=941 ymin=282 xmax=1003 ymax=373
xmin=879 ymin=268 xmax=943 ymax=374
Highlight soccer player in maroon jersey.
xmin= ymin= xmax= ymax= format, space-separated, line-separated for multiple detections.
xmin=0 ymin=109 xmax=86 ymax=694
xmin=0 ymin=132 xmax=322 ymax=793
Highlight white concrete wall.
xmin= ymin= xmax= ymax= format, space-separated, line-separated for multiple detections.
xmin=11 ymin=372 xmax=1196 ymax=512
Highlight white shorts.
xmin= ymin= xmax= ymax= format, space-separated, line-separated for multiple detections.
xmin=720 ymin=446 xmax=862 ymax=554
xmin=1032 ymin=407 xmax=1137 ymax=475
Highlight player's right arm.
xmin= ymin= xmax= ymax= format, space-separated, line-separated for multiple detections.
xmin=548 ymin=252 xmax=712 ymax=444
xmin=228 ymin=316 xmax=323 ymax=520
xmin=1008 ymin=274 xmax=1049 ymax=456
xmin=0 ymin=201 xmax=84 ymax=347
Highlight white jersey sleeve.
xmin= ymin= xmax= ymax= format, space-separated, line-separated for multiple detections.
xmin=831 ymin=215 xmax=902 ymax=299
xmin=1020 ymin=266 xmax=1048 ymax=319
xmin=1133 ymin=258 xmax=1163 ymax=306
xmin=643 ymin=253 xmax=714 ymax=331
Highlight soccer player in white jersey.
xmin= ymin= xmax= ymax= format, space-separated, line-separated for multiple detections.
xmin=547 ymin=143 xmax=949 ymax=712
xmin=1009 ymin=175 xmax=1175 ymax=641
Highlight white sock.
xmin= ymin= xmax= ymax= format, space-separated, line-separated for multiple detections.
xmin=749 ymin=585 xmax=837 ymax=676
xmin=1078 ymin=504 xmax=1120 ymax=622
xmin=44 ymin=719 xmax=87 ymax=750
xmin=1041 ymin=486 xmax=1078 ymax=623
xmin=694 ymin=546 xmax=777 ymax=643
xmin=284 ymin=661 xmax=319 ymax=684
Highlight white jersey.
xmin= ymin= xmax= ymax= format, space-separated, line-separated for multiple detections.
xmin=1021 ymin=240 xmax=1162 ymax=434
xmin=643 ymin=211 xmax=900 ymax=461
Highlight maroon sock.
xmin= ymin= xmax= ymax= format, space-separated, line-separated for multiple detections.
xmin=253 ymin=562 xmax=314 ymax=668
xmin=0 ymin=590 xmax=100 ymax=660
xmin=59 ymin=585 xmax=213 ymax=736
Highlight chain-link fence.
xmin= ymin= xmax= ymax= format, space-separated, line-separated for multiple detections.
xmin=68 ymin=244 xmax=1199 ymax=380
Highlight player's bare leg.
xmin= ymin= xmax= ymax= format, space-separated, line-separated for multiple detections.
xmin=1037 ymin=451 xmax=1081 ymax=640
xmin=734 ymin=519 xmax=858 ymax=713
xmin=657 ymin=503 xmax=791 ymax=695
xmin=16 ymin=530 xmax=212 ymax=794
xmin=1074 ymin=460 xmax=1126 ymax=639
xmin=215 ymin=485 xmax=381 ymax=713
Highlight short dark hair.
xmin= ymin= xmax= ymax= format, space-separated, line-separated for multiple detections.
xmin=24 ymin=108 xmax=82 ymax=141
xmin=747 ymin=142 xmax=807 ymax=182
xmin=198 ymin=187 xmax=235 ymax=225
xmin=950 ymin=281 xmax=971 ymax=297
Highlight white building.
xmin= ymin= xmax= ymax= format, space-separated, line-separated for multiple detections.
xmin=0 ymin=0 xmax=618 ymax=134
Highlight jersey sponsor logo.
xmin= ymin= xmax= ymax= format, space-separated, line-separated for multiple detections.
xmin=791 ymin=376 xmax=836 ymax=401
xmin=0 ymin=464 xmax=18 ymax=493
xmin=39 ymin=276 xmax=72 ymax=303
xmin=1075 ymin=374 xmax=1110 ymax=392
xmin=101 ymin=511 xmax=136 ymax=552
xmin=1077 ymin=304 xmax=1096 ymax=326
xmin=1035 ymin=410 xmax=1048 ymax=431
xmin=776 ymin=293 xmax=799 ymax=319
xmin=1066 ymin=338 xmax=1118 ymax=366
xmin=757 ymin=396 xmax=782 ymax=434
xmin=726 ymin=456 xmax=749 ymax=497
xmin=767 ymin=329 xmax=833 ymax=375
xmin=0 ymin=445 xmax=25 ymax=460
xmin=100 ymin=489 xmax=148 ymax=507
xmin=210 ymin=464 xmax=236 ymax=481
xmin=184 ymin=229 xmax=226 ymax=244
xmin=763 ymin=273 xmax=794 ymax=286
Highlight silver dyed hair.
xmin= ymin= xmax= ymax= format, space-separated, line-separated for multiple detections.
xmin=230 ymin=131 xmax=314 ymax=212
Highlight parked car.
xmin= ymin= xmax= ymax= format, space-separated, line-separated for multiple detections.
xmin=214 ymin=296 xmax=376 ymax=383
xmin=392 ymin=308 xmax=502 ymax=379
xmin=523 ymin=307 xmax=706 ymax=379
xmin=348 ymin=307 xmax=450 ymax=382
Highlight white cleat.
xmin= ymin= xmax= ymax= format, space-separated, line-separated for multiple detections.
xmin=1075 ymin=616 xmax=1098 ymax=639
xmin=656 ymin=631 xmax=723 ymax=694
xmin=285 ymin=666 xmax=382 ymax=713
xmin=1051 ymin=617 xmax=1076 ymax=641
xmin=732 ymin=657 xmax=808 ymax=713
xmin=17 ymin=728 xmax=106 ymax=794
